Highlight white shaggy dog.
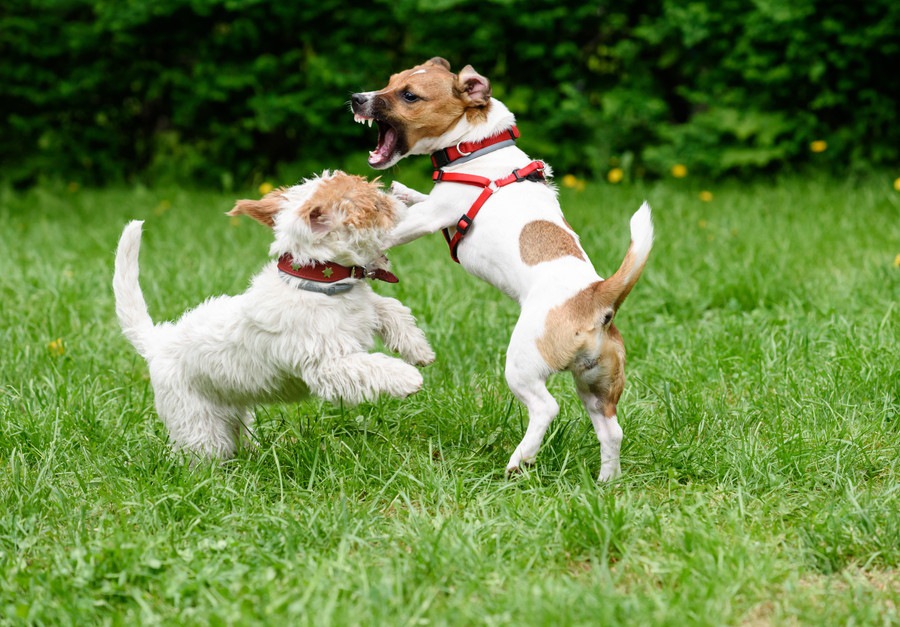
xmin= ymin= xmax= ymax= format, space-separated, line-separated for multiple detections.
xmin=113 ymin=171 xmax=435 ymax=459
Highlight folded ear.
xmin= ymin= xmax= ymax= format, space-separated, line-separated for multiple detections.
xmin=300 ymin=204 xmax=332 ymax=234
xmin=427 ymin=57 xmax=451 ymax=71
xmin=456 ymin=65 xmax=491 ymax=107
xmin=227 ymin=189 xmax=284 ymax=227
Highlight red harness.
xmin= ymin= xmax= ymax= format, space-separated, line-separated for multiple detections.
xmin=431 ymin=127 xmax=546 ymax=263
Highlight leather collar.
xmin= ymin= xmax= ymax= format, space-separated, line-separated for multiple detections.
xmin=277 ymin=254 xmax=398 ymax=284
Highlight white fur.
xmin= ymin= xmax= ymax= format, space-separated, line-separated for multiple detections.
xmin=113 ymin=176 xmax=434 ymax=460
xmin=385 ymin=99 xmax=653 ymax=481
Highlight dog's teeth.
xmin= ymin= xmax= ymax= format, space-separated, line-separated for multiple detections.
xmin=367 ymin=119 xmax=373 ymax=128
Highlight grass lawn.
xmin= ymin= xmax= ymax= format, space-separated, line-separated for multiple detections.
xmin=1 ymin=172 xmax=898 ymax=625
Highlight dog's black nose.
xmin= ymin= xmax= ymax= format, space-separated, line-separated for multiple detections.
xmin=351 ymin=93 xmax=368 ymax=107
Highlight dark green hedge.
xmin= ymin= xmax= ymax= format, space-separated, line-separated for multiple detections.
xmin=2 ymin=0 xmax=898 ymax=186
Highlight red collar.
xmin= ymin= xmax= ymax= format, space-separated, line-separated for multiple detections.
xmin=277 ymin=254 xmax=398 ymax=283
xmin=430 ymin=126 xmax=520 ymax=169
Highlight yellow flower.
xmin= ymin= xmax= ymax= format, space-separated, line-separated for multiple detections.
xmin=607 ymin=168 xmax=624 ymax=184
xmin=48 ymin=338 xmax=65 ymax=356
xmin=154 ymin=200 xmax=172 ymax=216
xmin=259 ymin=182 xmax=274 ymax=196
xmin=671 ymin=164 xmax=688 ymax=178
xmin=893 ymin=177 xmax=900 ymax=192
xmin=699 ymin=190 xmax=713 ymax=202
xmin=561 ymin=174 xmax=578 ymax=189
xmin=810 ymin=140 xmax=827 ymax=153
xmin=894 ymin=253 xmax=900 ymax=268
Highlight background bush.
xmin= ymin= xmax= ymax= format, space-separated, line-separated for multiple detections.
xmin=2 ymin=0 xmax=899 ymax=187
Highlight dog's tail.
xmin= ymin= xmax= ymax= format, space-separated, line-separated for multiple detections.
xmin=595 ymin=202 xmax=653 ymax=315
xmin=113 ymin=220 xmax=155 ymax=358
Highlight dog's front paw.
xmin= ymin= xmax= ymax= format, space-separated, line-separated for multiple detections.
xmin=390 ymin=181 xmax=428 ymax=206
xmin=385 ymin=361 xmax=424 ymax=398
xmin=402 ymin=337 xmax=435 ymax=367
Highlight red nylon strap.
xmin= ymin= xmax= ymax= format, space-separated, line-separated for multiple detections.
xmin=431 ymin=126 xmax=520 ymax=169
xmin=277 ymin=254 xmax=398 ymax=283
xmin=435 ymin=160 xmax=546 ymax=263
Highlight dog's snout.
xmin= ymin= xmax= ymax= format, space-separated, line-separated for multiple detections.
xmin=351 ymin=93 xmax=369 ymax=107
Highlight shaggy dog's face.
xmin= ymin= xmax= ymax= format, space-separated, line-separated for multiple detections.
xmin=228 ymin=171 xmax=402 ymax=266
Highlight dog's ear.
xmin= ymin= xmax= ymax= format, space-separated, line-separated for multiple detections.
xmin=456 ymin=65 xmax=491 ymax=107
xmin=427 ymin=57 xmax=451 ymax=71
xmin=227 ymin=189 xmax=284 ymax=228
xmin=299 ymin=203 xmax=333 ymax=234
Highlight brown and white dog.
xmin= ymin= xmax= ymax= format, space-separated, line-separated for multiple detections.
xmin=350 ymin=58 xmax=652 ymax=480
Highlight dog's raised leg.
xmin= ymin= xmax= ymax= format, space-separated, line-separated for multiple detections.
xmin=305 ymin=352 xmax=423 ymax=405
xmin=390 ymin=181 xmax=429 ymax=206
xmin=371 ymin=295 xmax=435 ymax=366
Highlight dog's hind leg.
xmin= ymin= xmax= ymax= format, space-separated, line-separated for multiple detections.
xmin=572 ymin=327 xmax=626 ymax=481
xmin=504 ymin=324 xmax=559 ymax=475
xmin=235 ymin=409 xmax=258 ymax=450
xmin=154 ymin=387 xmax=243 ymax=460
xmin=577 ymin=388 xmax=623 ymax=481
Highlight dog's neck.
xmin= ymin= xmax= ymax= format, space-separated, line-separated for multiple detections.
xmin=409 ymin=98 xmax=517 ymax=157
xmin=275 ymin=253 xmax=398 ymax=295
xmin=269 ymin=238 xmax=383 ymax=270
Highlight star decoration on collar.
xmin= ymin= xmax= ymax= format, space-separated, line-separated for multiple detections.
xmin=322 ymin=266 xmax=333 ymax=278
xmin=291 ymin=261 xmax=301 ymax=271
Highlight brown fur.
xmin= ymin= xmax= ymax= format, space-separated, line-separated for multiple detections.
xmin=228 ymin=188 xmax=286 ymax=227
xmin=519 ymin=220 xmax=585 ymax=265
xmin=536 ymin=281 xmax=612 ymax=372
xmin=301 ymin=173 xmax=396 ymax=232
xmin=374 ymin=58 xmax=492 ymax=147
xmin=580 ymin=324 xmax=625 ymax=417
xmin=536 ymin=282 xmax=625 ymax=417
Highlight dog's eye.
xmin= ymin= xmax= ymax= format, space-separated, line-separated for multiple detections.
xmin=400 ymin=90 xmax=420 ymax=103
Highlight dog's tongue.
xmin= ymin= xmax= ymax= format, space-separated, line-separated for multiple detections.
xmin=368 ymin=125 xmax=397 ymax=167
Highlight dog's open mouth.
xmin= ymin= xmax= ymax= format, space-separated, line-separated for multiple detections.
xmin=355 ymin=114 xmax=397 ymax=169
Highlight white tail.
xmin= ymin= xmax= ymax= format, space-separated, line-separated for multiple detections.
xmin=597 ymin=202 xmax=654 ymax=312
xmin=113 ymin=220 xmax=154 ymax=358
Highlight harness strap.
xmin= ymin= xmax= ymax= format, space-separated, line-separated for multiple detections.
xmin=434 ymin=160 xmax=546 ymax=263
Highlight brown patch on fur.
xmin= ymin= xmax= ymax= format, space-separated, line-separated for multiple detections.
xmin=538 ymin=282 xmax=626 ymax=415
xmin=374 ymin=59 xmax=493 ymax=147
xmin=536 ymin=281 xmax=608 ymax=372
xmin=519 ymin=220 xmax=585 ymax=265
xmin=300 ymin=173 xmax=395 ymax=233
xmin=228 ymin=188 xmax=286 ymax=228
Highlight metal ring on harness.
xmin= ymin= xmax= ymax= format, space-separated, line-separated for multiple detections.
xmin=456 ymin=141 xmax=472 ymax=157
